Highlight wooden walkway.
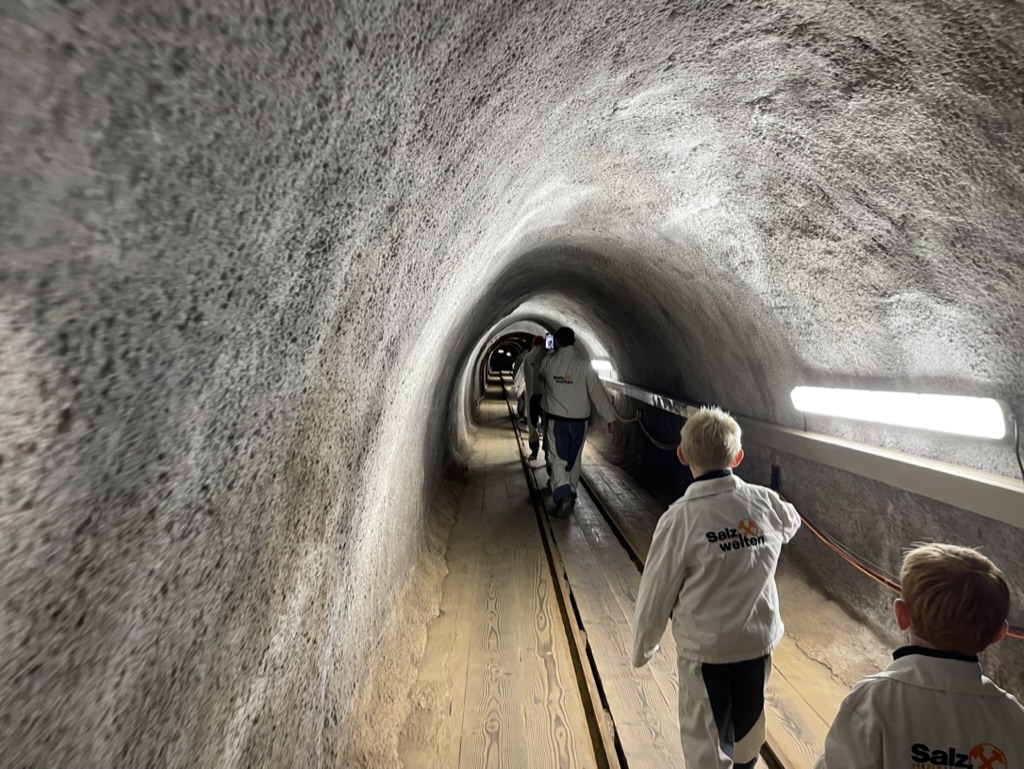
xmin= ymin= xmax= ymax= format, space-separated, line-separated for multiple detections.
xmin=549 ymin=489 xmax=684 ymax=768
xmin=400 ymin=380 xmax=875 ymax=769
xmin=399 ymin=387 xmax=599 ymax=769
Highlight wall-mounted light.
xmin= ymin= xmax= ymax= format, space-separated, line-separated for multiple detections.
xmin=790 ymin=386 xmax=1007 ymax=440
xmin=592 ymin=359 xmax=617 ymax=380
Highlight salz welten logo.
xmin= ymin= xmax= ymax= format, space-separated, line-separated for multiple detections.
xmin=553 ymin=374 xmax=574 ymax=384
xmin=911 ymin=742 xmax=1007 ymax=768
xmin=704 ymin=518 xmax=766 ymax=551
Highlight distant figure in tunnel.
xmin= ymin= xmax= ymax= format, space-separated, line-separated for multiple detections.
xmin=631 ymin=407 xmax=801 ymax=769
xmin=539 ymin=326 xmax=618 ymax=517
xmin=521 ymin=335 xmax=547 ymax=460
xmin=815 ymin=543 xmax=1024 ymax=769
xmin=512 ymin=345 xmax=529 ymax=422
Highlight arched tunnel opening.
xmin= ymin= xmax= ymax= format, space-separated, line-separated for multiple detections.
xmin=483 ymin=333 xmax=530 ymax=373
xmin=3 ymin=1 xmax=1024 ymax=767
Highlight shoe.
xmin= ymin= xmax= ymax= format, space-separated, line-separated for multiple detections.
xmin=553 ymin=498 xmax=573 ymax=518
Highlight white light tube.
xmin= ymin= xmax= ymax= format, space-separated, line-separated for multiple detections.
xmin=790 ymin=386 xmax=1006 ymax=439
xmin=592 ymin=360 xmax=618 ymax=382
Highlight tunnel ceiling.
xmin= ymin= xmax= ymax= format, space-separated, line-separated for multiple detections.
xmin=5 ymin=0 xmax=1023 ymax=444
xmin=3 ymin=0 xmax=1024 ymax=765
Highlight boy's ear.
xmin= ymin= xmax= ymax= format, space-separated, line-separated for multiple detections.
xmin=992 ymin=620 xmax=1009 ymax=646
xmin=676 ymin=446 xmax=688 ymax=466
xmin=730 ymin=448 xmax=744 ymax=468
xmin=894 ymin=598 xmax=912 ymax=631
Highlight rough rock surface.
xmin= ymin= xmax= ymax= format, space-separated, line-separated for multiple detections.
xmin=2 ymin=0 xmax=1023 ymax=766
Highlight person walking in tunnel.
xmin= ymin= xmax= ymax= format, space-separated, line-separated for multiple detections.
xmin=522 ymin=335 xmax=547 ymax=460
xmin=539 ymin=326 xmax=618 ymax=517
xmin=815 ymin=543 xmax=1024 ymax=769
xmin=631 ymin=407 xmax=801 ymax=769
xmin=512 ymin=344 xmax=529 ymax=422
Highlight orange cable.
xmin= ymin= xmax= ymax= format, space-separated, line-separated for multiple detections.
xmin=798 ymin=509 xmax=1024 ymax=641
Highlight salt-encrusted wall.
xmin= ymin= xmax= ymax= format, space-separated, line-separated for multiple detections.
xmin=2 ymin=0 xmax=1022 ymax=765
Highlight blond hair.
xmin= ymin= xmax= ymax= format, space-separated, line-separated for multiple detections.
xmin=901 ymin=543 xmax=1010 ymax=655
xmin=679 ymin=407 xmax=742 ymax=471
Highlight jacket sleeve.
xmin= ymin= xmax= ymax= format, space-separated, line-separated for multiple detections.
xmin=817 ymin=688 xmax=880 ymax=769
xmin=769 ymin=490 xmax=802 ymax=543
xmin=521 ymin=351 xmax=534 ymax=384
xmin=632 ymin=511 xmax=686 ymax=667
xmin=585 ymin=367 xmax=618 ymax=423
xmin=512 ymin=351 xmax=526 ymax=377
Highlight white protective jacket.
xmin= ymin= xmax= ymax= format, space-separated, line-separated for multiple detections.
xmin=539 ymin=345 xmax=617 ymax=422
xmin=522 ymin=345 xmax=547 ymax=400
xmin=511 ymin=348 xmax=527 ymax=379
xmin=632 ymin=473 xmax=801 ymax=666
xmin=815 ymin=647 xmax=1024 ymax=769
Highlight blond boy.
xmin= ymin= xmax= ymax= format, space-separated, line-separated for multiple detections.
xmin=632 ymin=407 xmax=801 ymax=768
xmin=816 ymin=543 xmax=1024 ymax=769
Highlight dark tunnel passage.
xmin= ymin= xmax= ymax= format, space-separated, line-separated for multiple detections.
xmin=3 ymin=0 xmax=1024 ymax=766
xmin=483 ymin=333 xmax=530 ymax=373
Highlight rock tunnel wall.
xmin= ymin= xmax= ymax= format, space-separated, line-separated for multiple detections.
xmin=3 ymin=0 xmax=1024 ymax=766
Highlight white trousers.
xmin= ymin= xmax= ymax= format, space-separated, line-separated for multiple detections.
xmin=527 ymin=394 xmax=543 ymax=452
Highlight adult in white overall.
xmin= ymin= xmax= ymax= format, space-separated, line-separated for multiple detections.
xmin=539 ymin=327 xmax=618 ymax=516
xmin=521 ymin=336 xmax=548 ymax=460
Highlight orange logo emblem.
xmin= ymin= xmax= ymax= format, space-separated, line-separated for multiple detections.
xmin=737 ymin=518 xmax=759 ymax=537
xmin=970 ymin=744 xmax=1007 ymax=769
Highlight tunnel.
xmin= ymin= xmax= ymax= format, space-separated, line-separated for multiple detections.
xmin=2 ymin=1 xmax=1024 ymax=766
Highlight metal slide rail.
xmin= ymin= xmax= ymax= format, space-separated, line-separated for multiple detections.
xmin=601 ymin=379 xmax=1024 ymax=529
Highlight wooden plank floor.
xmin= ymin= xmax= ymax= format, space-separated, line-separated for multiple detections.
xmin=399 ymin=387 xmax=598 ymax=769
xmin=548 ymin=492 xmax=684 ymax=769
xmin=402 ymin=381 xmax=879 ymax=769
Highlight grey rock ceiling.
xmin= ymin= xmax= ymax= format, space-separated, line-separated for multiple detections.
xmin=2 ymin=0 xmax=1022 ymax=765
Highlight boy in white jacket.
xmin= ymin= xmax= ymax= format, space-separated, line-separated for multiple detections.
xmin=632 ymin=407 xmax=802 ymax=768
xmin=816 ymin=543 xmax=1024 ymax=769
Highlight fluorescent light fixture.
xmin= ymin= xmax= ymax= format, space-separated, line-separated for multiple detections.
xmin=790 ymin=386 xmax=1007 ymax=439
xmin=591 ymin=359 xmax=618 ymax=381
